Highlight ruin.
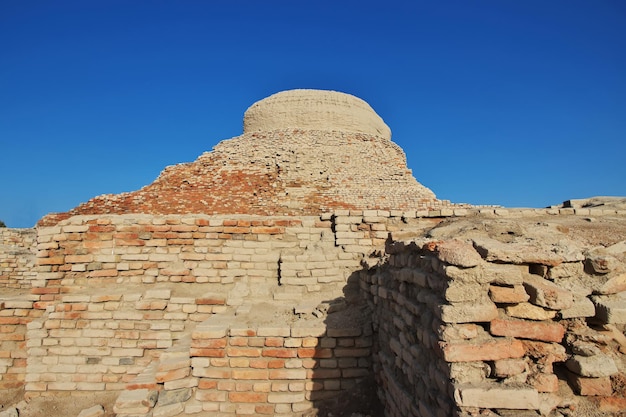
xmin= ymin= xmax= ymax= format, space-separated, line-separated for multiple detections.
xmin=1 ymin=89 xmax=625 ymax=417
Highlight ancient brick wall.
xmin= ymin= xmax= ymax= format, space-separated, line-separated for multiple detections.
xmin=1 ymin=208 xmax=625 ymax=415
xmin=360 ymin=223 xmax=626 ymax=416
xmin=0 ymin=228 xmax=37 ymax=289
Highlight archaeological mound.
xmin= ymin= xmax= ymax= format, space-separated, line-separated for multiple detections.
xmin=40 ymin=89 xmax=444 ymax=226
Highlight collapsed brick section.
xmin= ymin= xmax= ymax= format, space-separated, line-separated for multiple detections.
xmin=39 ymin=130 xmax=450 ymax=227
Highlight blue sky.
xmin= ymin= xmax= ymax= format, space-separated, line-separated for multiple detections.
xmin=1 ymin=1 xmax=625 ymax=228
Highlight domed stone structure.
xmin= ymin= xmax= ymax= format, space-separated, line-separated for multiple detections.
xmin=39 ymin=89 xmax=449 ymax=226
xmin=243 ymin=89 xmax=392 ymax=139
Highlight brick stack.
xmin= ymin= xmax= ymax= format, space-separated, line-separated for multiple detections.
xmin=361 ymin=229 xmax=626 ymax=416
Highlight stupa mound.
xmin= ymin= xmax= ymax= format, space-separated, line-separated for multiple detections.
xmin=243 ymin=89 xmax=392 ymax=139
xmin=39 ymin=89 xmax=445 ymax=226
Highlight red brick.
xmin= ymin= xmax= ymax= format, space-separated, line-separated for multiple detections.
xmin=529 ymin=373 xmax=559 ymax=392
xmin=232 ymin=369 xmax=269 ymax=380
xmin=297 ymin=348 xmax=333 ymax=358
xmin=228 ymin=347 xmax=261 ymax=357
xmin=229 ymin=392 xmax=267 ymax=403
xmin=596 ymin=396 xmax=626 ymax=413
xmin=255 ymin=404 xmax=275 ymax=414
xmin=567 ymin=372 xmax=613 ymax=396
xmin=490 ymin=318 xmax=565 ymax=343
xmin=265 ymin=337 xmax=284 ymax=347
xmin=251 ymin=227 xmax=283 ymax=234
xmin=189 ymin=348 xmax=225 ymax=357
xmin=249 ymin=359 xmax=269 ymax=369
xmin=192 ymin=338 xmax=227 ymax=349
xmin=267 ymin=359 xmax=285 ymax=369
xmin=263 ymin=348 xmax=297 ymax=358
xmin=440 ymin=338 xmax=525 ymax=362
xmin=195 ymin=298 xmax=225 ymax=305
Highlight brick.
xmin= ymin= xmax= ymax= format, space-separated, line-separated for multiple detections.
xmin=566 ymin=372 xmax=613 ymax=396
xmin=440 ymin=338 xmax=525 ymax=362
xmin=490 ymin=318 xmax=565 ymax=343
xmin=264 ymin=337 xmax=284 ymax=347
xmin=267 ymin=392 xmax=305 ymax=404
xmin=529 ymin=372 xmax=559 ymax=392
xmin=454 ymin=383 xmax=539 ymax=409
xmin=269 ymin=369 xmax=307 ymax=380
xmin=262 ymin=348 xmax=297 ymax=358
xmin=228 ymin=347 xmax=261 ymax=357
xmin=229 ymin=392 xmax=268 ymax=403
xmin=232 ymin=369 xmax=269 ymax=380
xmin=297 ymin=348 xmax=332 ymax=358
xmin=523 ymin=275 xmax=573 ymax=310
xmin=189 ymin=348 xmax=225 ymax=357
xmin=488 ymin=284 xmax=529 ymax=303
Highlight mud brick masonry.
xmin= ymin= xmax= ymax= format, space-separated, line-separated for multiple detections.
xmin=1 ymin=90 xmax=626 ymax=416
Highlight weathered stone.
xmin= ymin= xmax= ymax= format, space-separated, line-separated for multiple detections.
xmin=592 ymin=293 xmax=626 ymax=323
xmin=453 ymin=382 xmax=540 ymax=409
xmin=492 ymin=358 xmax=527 ymax=377
xmin=565 ymin=354 xmax=618 ymax=377
xmin=523 ymin=275 xmax=573 ymax=310
xmin=571 ymin=341 xmax=601 ymax=356
xmin=528 ymin=372 xmax=559 ymax=393
xmin=547 ymin=261 xmax=583 ymax=278
xmin=482 ymin=263 xmax=524 ymax=285
xmin=77 ymin=405 xmax=105 ymax=417
xmin=473 ymin=237 xmax=583 ymax=266
xmin=438 ymin=299 xmax=498 ymax=323
xmin=506 ymin=303 xmax=557 ymax=320
xmin=593 ymin=272 xmax=626 ymax=295
xmin=434 ymin=239 xmax=483 ymax=268
xmin=444 ymin=281 xmax=484 ymax=302
xmin=0 ymin=408 xmax=18 ymax=417
xmin=153 ymin=402 xmax=185 ymax=417
xmin=113 ymin=389 xmax=158 ymax=411
xmin=559 ymin=297 xmax=596 ymax=319
xmin=489 ymin=284 xmax=529 ymax=303
xmin=156 ymin=387 xmax=192 ymax=406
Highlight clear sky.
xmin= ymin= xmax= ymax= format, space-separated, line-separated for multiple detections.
xmin=1 ymin=1 xmax=625 ymax=228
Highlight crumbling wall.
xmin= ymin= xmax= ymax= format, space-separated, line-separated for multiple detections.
xmin=1 ymin=208 xmax=625 ymax=416
xmin=360 ymin=227 xmax=626 ymax=416
xmin=0 ymin=227 xmax=37 ymax=289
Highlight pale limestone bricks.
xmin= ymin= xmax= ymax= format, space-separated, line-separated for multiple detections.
xmin=2 ymin=208 xmax=626 ymax=415
xmin=243 ymin=89 xmax=392 ymax=140
xmin=38 ymin=89 xmax=447 ymax=226
xmin=0 ymin=228 xmax=37 ymax=289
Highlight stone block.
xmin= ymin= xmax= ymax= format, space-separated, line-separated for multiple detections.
xmin=454 ymin=383 xmax=539 ymax=409
xmin=506 ymin=303 xmax=557 ymax=320
xmin=523 ymin=275 xmax=573 ymax=310
xmin=434 ymin=240 xmax=483 ymax=268
xmin=559 ymin=297 xmax=596 ymax=319
xmin=492 ymin=358 xmax=527 ymax=377
xmin=592 ymin=293 xmax=626 ymax=323
xmin=76 ymin=405 xmax=105 ymax=417
xmin=438 ymin=300 xmax=498 ymax=324
xmin=565 ymin=354 xmax=618 ymax=377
